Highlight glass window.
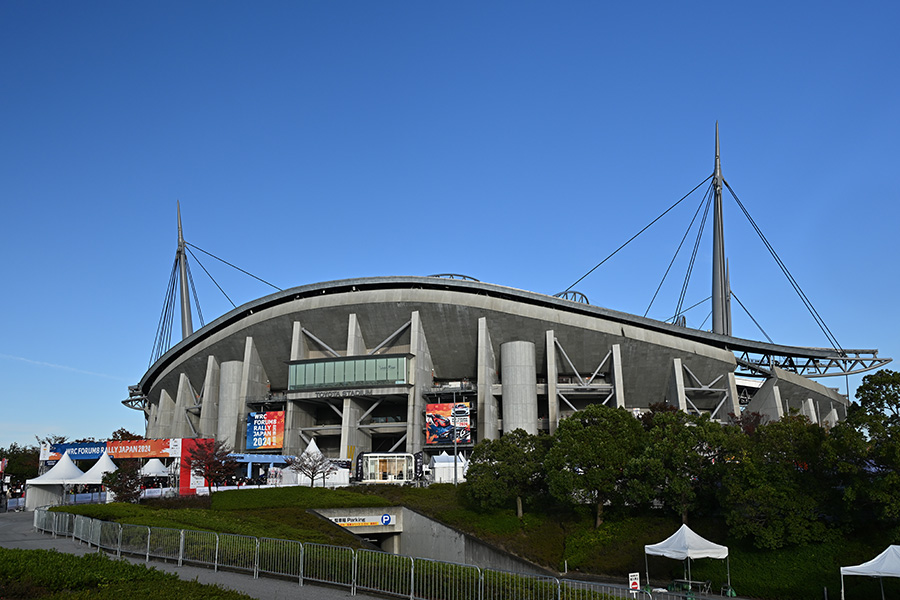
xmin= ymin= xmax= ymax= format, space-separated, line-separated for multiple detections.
xmin=324 ymin=361 xmax=335 ymax=384
xmin=386 ymin=358 xmax=398 ymax=382
xmin=334 ymin=361 xmax=345 ymax=385
xmin=376 ymin=359 xmax=387 ymax=383
xmin=365 ymin=360 xmax=376 ymax=382
xmin=314 ymin=362 xmax=324 ymax=386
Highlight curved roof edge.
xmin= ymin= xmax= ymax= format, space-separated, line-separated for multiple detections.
xmin=139 ymin=276 xmax=876 ymax=390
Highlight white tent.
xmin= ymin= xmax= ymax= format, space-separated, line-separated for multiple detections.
xmin=24 ymin=451 xmax=85 ymax=511
xmin=644 ymin=524 xmax=731 ymax=593
xmin=69 ymin=451 xmax=118 ymax=485
xmin=840 ymin=545 xmax=900 ymax=600
xmin=140 ymin=458 xmax=170 ymax=477
xmin=429 ymin=451 xmax=467 ymax=483
xmin=26 ymin=451 xmax=84 ymax=485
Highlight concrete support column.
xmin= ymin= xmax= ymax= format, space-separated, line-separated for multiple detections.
xmin=477 ymin=317 xmax=499 ymax=441
xmin=172 ymin=373 xmax=197 ymax=438
xmin=290 ymin=321 xmax=308 ymax=361
xmin=406 ymin=311 xmax=433 ymax=454
xmin=610 ymin=344 xmax=626 ymax=409
xmin=822 ymin=404 xmax=839 ymax=428
xmin=500 ymin=341 xmax=538 ymax=435
xmin=546 ymin=331 xmax=559 ymax=434
xmin=156 ymin=390 xmax=176 ymax=439
xmin=238 ymin=336 xmax=270 ymax=452
xmin=725 ymin=372 xmax=740 ymax=418
xmin=347 ymin=314 xmax=367 ymax=356
xmin=217 ymin=361 xmax=244 ymax=449
xmin=147 ymin=401 xmax=159 ymax=439
xmin=341 ymin=397 xmax=372 ymax=460
xmin=801 ymin=398 xmax=818 ymax=424
xmin=199 ymin=356 xmax=221 ymax=438
xmin=666 ymin=358 xmax=688 ymax=411
xmin=745 ymin=378 xmax=785 ymax=422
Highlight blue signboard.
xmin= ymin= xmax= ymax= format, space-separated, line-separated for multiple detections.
xmin=49 ymin=442 xmax=107 ymax=461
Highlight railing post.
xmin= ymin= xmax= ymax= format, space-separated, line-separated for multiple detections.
xmin=146 ymin=526 xmax=151 ymax=562
xmin=178 ymin=530 xmax=185 ymax=567
xmin=214 ymin=533 xmax=219 ymax=572
xmin=254 ymin=537 xmax=260 ymax=579
xmin=116 ymin=524 xmax=123 ymax=557
xmin=409 ymin=556 xmax=415 ymax=600
xmin=351 ymin=549 xmax=357 ymax=596
xmin=299 ymin=542 xmax=304 ymax=586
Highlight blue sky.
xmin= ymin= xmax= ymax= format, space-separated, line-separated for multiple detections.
xmin=1 ymin=2 xmax=898 ymax=448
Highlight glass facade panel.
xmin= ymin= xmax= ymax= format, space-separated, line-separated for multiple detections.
xmin=287 ymin=355 xmax=409 ymax=391
xmin=361 ymin=454 xmax=413 ymax=482
xmin=387 ymin=358 xmax=398 ymax=382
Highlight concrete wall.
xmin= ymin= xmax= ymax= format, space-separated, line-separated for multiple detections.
xmin=401 ymin=508 xmax=549 ymax=575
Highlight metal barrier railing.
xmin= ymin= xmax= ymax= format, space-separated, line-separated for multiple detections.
xmin=182 ymin=529 xmax=218 ymax=569
xmin=412 ymin=556 xmax=482 ymax=600
xmin=147 ymin=526 xmax=182 ymax=562
xmin=218 ymin=533 xmax=258 ymax=576
xmin=482 ymin=568 xmax=560 ymax=600
xmin=356 ymin=548 xmax=413 ymax=598
xmin=33 ymin=508 xmax=695 ymax=600
xmin=303 ymin=542 xmax=355 ymax=589
xmin=98 ymin=521 xmax=121 ymax=552
xmin=258 ymin=537 xmax=303 ymax=581
xmin=119 ymin=523 xmax=151 ymax=559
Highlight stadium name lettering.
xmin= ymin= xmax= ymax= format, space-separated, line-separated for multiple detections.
xmin=314 ymin=389 xmax=366 ymax=398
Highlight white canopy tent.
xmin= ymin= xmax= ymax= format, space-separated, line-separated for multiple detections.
xmin=140 ymin=458 xmax=170 ymax=477
xmin=840 ymin=545 xmax=900 ymax=600
xmin=430 ymin=451 xmax=468 ymax=483
xmin=24 ymin=451 xmax=85 ymax=511
xmin=644 ymin=524 xmax=731 ymax=592
xmin=68 ymin=451 xmax=118 ymax=485
xmin=26 ymin=451 xmax=85 ymax=485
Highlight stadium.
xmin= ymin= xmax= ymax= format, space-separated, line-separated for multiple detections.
xmin=125 ymin=133 xmax=889 ymax=466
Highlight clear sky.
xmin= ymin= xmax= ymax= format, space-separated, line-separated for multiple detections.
xmin=1 ymin=2 xmax=898 ymax=448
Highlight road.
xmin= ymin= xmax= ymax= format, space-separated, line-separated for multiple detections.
xmin=0 ymin=511 xmax=375 ymax=600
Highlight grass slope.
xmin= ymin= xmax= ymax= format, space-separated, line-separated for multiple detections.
xmin=55 ymin=485 xmax=900 ymax=599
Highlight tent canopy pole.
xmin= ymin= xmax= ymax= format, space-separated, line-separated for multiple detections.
xmin=645 ymin=552 xmax=650 ymax=589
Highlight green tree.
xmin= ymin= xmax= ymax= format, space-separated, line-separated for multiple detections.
xmin=110 ymin=428 xmax=143 ymax=441
xmin=719 ymin=415 xmax=833 ymax=549
xmin=847 ymin=369 xmax=900 ymax=524
xmin=102 ymin=459 xmax=142 ymax=503
xmin=465 ymin=429 xmax=550 ymax=517
xmin=626 ymin=410 xmax=724 ymax=524
xmin=0 ymin=443 xmax=40 ymax=487
xmin=545 ymin=404 xmax=645 ymax=527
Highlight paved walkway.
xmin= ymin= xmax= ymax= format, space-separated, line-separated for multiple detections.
xmin=0 ymin=511 xmax=371 ymax=600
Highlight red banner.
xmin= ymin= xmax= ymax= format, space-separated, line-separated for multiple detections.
xmin=107 ymin=439 xmax=182 ymax=459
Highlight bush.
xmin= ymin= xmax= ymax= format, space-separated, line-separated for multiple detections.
xmin=0 ymin=547 xmax=251 ymax=599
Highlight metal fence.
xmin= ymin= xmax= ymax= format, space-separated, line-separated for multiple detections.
xmin=33 ymin=507 xmax=703 ymax=600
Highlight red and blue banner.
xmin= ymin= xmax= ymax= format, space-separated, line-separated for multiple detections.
xmin=246 ymin=411 xmax=285 ymax=450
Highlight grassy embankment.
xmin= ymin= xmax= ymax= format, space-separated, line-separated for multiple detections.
xmin=0 ymin=547 xmax=251 ymax=599
xmin=54 ymin=484 xmax=900 ymax=600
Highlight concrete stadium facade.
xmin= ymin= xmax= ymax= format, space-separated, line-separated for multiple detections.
xmin=136 ymin=276 xmax=852 ymax=460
